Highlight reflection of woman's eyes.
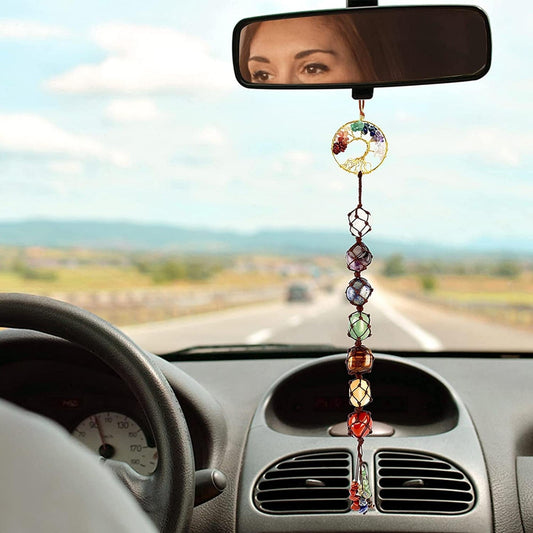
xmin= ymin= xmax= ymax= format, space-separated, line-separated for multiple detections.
xmin=302 ymin=63 xmax=330 ymax=76
xmin=251 ymin=70 xmax=272 ymax=82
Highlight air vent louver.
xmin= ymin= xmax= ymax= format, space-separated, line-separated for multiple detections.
xmin=376 ymin=451 xmax=475 ymax=514
xmin=254 ymin=451 xmax=352 ymax=514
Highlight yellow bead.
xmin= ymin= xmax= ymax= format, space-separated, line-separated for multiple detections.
xmin=349 ymin=378 xmax=371 ymax=407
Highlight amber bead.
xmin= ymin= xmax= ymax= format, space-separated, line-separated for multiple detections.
xmin=347 ymin=410 xmax=373 ymax=438
xmin=349 ymin=378 xmax=372 ymax=408
xmin=346 ymin=345 xmax=374 ymax=375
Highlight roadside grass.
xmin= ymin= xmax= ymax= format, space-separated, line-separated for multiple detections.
xmin=0 ymin=267 xmax=153 ymax=293
xmin=0 ymin=266 xmax=289 ymax=294
xmin=378 ymin=273 xmax=533 ymax=328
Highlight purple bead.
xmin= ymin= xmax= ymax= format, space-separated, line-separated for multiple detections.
xmin=346 ymin=243 xmax=373 ymax=272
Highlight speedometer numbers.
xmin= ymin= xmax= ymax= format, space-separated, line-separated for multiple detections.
xmin=72 ymin=412 xmax=158 ymax=475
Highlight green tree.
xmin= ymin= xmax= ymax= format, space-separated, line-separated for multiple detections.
xmin=383 ymin=254 xmax=406 ymax=277
xmin=494 ymin=260 xmax=521 ymax=278
xmin=419 ymin=274 xmax=437 ymax=293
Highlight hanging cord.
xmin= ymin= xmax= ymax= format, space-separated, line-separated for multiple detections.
xmin=357 ymin=437 xmax=364 ymax=478
xmin=357 ymin=171 xmax=363 ymax=208
xmin=359 ymin=99 xmax=366 ymax=121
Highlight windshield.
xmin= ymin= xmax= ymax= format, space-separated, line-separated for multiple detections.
xmin=1 ymin=0 xmax=531 ymax=354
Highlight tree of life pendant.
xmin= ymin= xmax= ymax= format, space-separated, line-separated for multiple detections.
xmin=331 ymin=120 xmax=388 ymax=175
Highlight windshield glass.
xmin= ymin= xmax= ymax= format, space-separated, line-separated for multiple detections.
xmin=1 ymin=0 xmax=531 ymax=354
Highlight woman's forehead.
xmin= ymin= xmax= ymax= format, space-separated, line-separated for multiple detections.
xmin=250 ymin=17 xmax=340 ymax=54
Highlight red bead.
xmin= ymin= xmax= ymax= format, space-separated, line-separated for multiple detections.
xmin=349 ymin=481 xmax=359 ymax=499
xmin=348 ymin=410 xmax=373 ymax=438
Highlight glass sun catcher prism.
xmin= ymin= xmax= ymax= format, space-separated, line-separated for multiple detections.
xmin=331 ymin=100 xmax=388 ymax=514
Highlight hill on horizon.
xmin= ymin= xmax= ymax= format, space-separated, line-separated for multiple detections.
xmin=0 ymin=219 xmax=529 ymax=258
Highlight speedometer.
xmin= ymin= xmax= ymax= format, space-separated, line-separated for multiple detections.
xmin=72 ymin=411 xmax=158 ymax=475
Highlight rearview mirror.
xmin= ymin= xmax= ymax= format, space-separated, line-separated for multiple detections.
xmin=233 ymin=6 xmax=491 ymax=89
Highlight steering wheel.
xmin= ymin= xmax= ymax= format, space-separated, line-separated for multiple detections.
xmin=0 ymin=293 xmax=195 ymax=533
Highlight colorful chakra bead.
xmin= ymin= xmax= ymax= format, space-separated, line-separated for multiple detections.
xmin=349 ymin=481 xmax=359 ymax=500
xmin=348 ymin=206 xmax=371 ymax=238
xmin=349 ymin=378 xmax=372 ymax=407
xmin=375 ymin=142 xmax=386 ymax=157
xmin=351 ymin=121 xmax=365 ymax=132
xmin=361 ymin=463 xmax=372 ymax=493
xmin=372 ymin=130 xmax=383 ymax=143
xmin=346 ymin=345 xmax=374 ymax=374
xmin=348 ymin=410 xmax=373 ymax=438
xmin=338 ymin=130 xmax=349 ymax=143
xmin=346 ymin=277 xmax=373 ymax=306
xmin=348 ymin=311 xmax=371 ymax=341
xmin=346 ymin=243 xmax=373 ymax=272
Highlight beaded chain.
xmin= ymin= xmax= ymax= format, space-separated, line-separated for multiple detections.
xmin=331 ymin=100 xmax=388 ymax=514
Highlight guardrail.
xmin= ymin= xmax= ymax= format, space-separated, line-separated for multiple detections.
xmin=47 ymin=285 xmax=286 ymax=325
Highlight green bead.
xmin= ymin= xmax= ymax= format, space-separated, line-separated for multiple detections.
xmin=348 ymin=312 xmax=371 ymax=340
xmin=351 ymin=121 xmax=365 ymax=132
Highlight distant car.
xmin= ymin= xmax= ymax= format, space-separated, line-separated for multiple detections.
xmin=286 ymin=283 xmax=312 ymax=302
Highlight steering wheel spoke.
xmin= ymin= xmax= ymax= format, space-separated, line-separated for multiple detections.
xmin=0 ymin=293 xmax=195 ymax=533
xmin=103 ymin=459 xmax=160 ymax=515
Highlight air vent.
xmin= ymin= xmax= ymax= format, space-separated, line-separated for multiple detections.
xmin=376 ymin=450 xmax=475 ymax=514
xmin=254 ymin=451 xmax=352 ymax=514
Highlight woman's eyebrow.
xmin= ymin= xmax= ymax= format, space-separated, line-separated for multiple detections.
xmin=248 ymin=56 xmax=270 ymax=63
xmin=294 ymin=49 xmax=336 ymax=59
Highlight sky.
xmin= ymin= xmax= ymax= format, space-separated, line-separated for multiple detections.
xmin=0 ymin=0 xmax=531 ymax=247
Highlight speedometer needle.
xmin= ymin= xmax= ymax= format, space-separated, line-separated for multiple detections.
xmin=92 ymin=415 xmax=115 ymax=459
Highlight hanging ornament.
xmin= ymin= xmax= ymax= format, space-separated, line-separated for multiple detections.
xmin=332 ymin=99 xmax=388 ymax=514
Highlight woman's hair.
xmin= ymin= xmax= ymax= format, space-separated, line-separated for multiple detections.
xmin=324 ymin=14 xmax=377 ymax=82
xmin=239 ymin=21 xmax=261 ymax=83
xmin=239 ymin=13 xmax=405 ymax=84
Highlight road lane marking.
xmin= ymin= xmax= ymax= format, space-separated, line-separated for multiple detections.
xmin=288 ymin=315 xmax=303 ymax=327
xmin=372 ymin=292 xmax=443 ymax=352
xmin=245 ymin=328 xmax=272 ymax=344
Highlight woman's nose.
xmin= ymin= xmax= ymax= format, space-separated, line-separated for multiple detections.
xmin=276 ymin=68 xmax=298 ymax=84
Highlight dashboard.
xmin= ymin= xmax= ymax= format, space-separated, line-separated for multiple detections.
xmin=0 ymin=329 xmax=532 ymax=533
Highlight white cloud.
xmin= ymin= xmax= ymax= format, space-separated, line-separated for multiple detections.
xmin=48 ymin=160 xmax=84 ymax=175
xmin=106 ymin=98 xmax=161 ymax=122
xmin=393 ymin=125 xmax=532 ymax=167
xmin=0 ymin=20 xmax=70 ymax=40
xmin=193 ymin=126 xmax=227 ymax=147
xmin=269 ymin=149 xmax=317 ymax=178
xmin=46 ymin=23 xmax=233 ymax=94
xmin=285 ymin=150 xmax=314 ymax=165
xmin=0 ymin=114 xmax=130 ymax=167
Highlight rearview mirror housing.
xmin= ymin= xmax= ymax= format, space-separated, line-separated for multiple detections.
xmin=232 ymin=5 xmax=491 ymax=90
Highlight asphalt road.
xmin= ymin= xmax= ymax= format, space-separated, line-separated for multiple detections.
xmin=123 ymin=282 xmax=533 ymax=355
